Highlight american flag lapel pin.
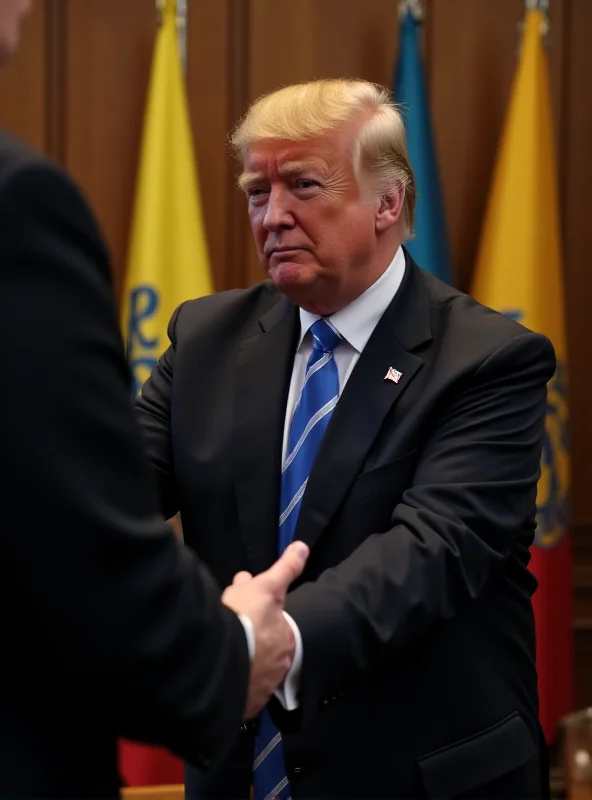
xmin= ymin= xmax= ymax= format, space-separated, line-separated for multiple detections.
xmin=384 ymin=366 xmax=403 ymax=384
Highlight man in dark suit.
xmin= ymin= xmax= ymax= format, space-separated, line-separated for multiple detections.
xmin=136 ymin=78 xmax=556 ymax=798
xmin=0 ymin=3 xmax=309 ymax=797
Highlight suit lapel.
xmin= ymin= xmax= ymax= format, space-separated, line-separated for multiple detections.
xmin=294 ymin=256 xmax=433 ymax=550
xmin=234 ymin=296 xmax=299 ymax=574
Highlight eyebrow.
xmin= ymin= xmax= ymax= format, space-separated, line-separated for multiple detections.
xmin=237 ymin=161 xmax=323 ymax=191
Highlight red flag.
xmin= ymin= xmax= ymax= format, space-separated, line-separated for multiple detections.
xmin=119 ymin=740 xmax=184 ymax=787
xmin=530 ymin=535 xmax=573 ymax=741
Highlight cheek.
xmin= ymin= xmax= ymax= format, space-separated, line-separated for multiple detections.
xmin=317 ymin=210 xmax=375 ymax=260
xmin=249 ymin=212 xmax=266 ymax=246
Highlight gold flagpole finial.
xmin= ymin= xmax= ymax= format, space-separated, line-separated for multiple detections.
xmin=518 ymin=0 xmax=550 ymax=55
xmin=398 ymin=0 xmax=424 ymax=22
xmin=525 ymin=0 xmax=550 ymax=33
xmin=525 ymin=0 xmax=550 ymax=13
xmin=155 ymin=0 xmax=188 ymax=74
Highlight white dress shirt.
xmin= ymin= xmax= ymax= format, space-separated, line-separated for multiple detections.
xmin=273 ymin=245 xmax=406 ymax=710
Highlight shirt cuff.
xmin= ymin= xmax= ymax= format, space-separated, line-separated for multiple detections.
xmin=238 ymin=613 xmax=255 ymax=661
xmin=274 ymin=612 xmax=302 ymax=711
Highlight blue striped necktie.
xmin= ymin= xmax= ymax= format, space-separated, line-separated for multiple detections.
xmin=252 ymin=319 xmax=342 ymax=800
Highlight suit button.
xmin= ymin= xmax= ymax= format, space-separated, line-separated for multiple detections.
xmin=198 ymin=753 xmax=212 ymax=769
xmin=240 ymin=723 xmax=248 ymax=733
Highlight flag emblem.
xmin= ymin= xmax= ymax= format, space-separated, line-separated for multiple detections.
xmin=384 ymin=367 xmax=403 ymax=384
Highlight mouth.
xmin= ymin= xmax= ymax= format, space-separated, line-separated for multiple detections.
xmin=268 ymin=248 xmax=307 ymax=259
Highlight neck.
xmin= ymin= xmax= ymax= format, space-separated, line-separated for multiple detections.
xmin=298 ymin=245 xmax=401 ymax=316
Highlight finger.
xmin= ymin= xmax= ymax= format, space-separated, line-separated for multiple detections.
xmin=260 ymin=541 xmax=309 ymax=596
xmin=233 ymin=571 xmax=253 ymax=586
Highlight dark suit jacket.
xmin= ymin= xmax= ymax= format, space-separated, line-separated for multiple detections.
xmin=136 ymin=252 xmax=556 ymax=799
xmin=0 ymin=130 xmax=249 ymax=799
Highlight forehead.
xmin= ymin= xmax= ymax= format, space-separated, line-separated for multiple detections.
xmin=243 ymin=136 xmax=341 ymax=176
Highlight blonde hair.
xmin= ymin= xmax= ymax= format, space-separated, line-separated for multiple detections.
xmin=230 ymin=78 xmax=416 ymax=239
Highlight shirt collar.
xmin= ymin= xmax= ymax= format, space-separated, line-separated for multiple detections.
xmin=297 ymin=246 xmax=406 ymax=353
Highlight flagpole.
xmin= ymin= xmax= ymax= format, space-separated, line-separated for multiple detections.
xmin=156 ymin=0 xmax=188 ymax=75
xmin=176 ymin=0 xmax=188 ymax=75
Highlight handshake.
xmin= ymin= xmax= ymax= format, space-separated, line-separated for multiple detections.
xmin=221 ymin=541 xmax=309 ymax=720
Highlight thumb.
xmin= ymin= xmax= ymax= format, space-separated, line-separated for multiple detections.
xmin=261 ymin=541 xmax=309 ymax=596
xmin=232 ymin=571 xmax=253 ymax=586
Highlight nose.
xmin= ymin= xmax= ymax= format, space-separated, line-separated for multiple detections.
xmin=262 ymin=186 xmax=295 ymax=232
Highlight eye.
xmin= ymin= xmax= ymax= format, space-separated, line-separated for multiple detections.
xmin=247 ymin=187 xmax=269 ymax=206
xmin=295 ymin=179 xmax=319 ymax=190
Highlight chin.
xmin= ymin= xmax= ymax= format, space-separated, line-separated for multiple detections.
xmin=267 ymin=263 xmax=336 ymax=314
xmin=268 ymin=261 xmax=314 ymax=292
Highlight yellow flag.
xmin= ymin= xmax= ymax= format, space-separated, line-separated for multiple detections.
xmin=471 ymin=8 xmax=568 ymax=547
xmin=121 ymin=0 xmax=212 ymax=396
xmin=471 ymin=9 xmax=571 ymax=741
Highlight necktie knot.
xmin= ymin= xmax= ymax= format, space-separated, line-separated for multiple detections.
xmin=311 ymin=319 xmax=342 ymax=353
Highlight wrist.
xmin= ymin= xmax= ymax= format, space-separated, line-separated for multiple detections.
xmin=237 ymin=613 xmax=255 ymax=661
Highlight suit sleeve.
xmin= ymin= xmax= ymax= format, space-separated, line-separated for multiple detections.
xmin=0 ymin=159 xmax=248 ymax=770
xmin=133 ymin=312 xmax=181 ymax=520
xmin=284 ymin=330 xmax=555 ymax=718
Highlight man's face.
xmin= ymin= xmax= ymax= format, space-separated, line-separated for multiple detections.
xmin=241 ymin=125 xmax=386 ymax=315
xmin=0 ymin=0 xmax=31 ymax=68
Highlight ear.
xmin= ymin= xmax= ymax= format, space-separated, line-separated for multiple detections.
xmin=375 ymin=182 xmax=405 ymax=232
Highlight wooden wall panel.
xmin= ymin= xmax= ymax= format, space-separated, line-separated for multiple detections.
xmin=186 ymin=0 xmax=232 ymax=291
xmin=248 ymin=0 xmax=400 ymax=93
xmin=64 ymin=0 xmax=155 ymax=301
xmin=225 ymin=0 xmax=251 ymax=289
xmin=0 ymin=1 xmax=48 ymax=152
xmin=64 ymin=0 xmax=236 ymax=299
xmin=575 ymin=626 xmax=592 ymax=711
xmin=563 ymin=0 xmax=592 ymax=529
xmin=565 ymin=0 xmax=592 ymax=711
xmin=428 ymin=0 xmax=567 ymax=292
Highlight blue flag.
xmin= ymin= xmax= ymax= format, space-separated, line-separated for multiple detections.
xmin=394 ymin=10 xmax=453 ymax=283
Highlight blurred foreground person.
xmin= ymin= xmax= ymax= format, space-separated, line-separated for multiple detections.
xmin=0 ymin=2 xmax=308 ymax=797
